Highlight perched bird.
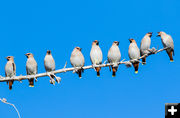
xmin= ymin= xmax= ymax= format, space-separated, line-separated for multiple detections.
xmin=25 ymin=53 xmax=38 ymax=87
xmin=70 ymin=47 xmax=85 ymax=78
xmin=140 ymin=32 xmax=152 ymax=65
xmin=128 ymin=39 xmax=140 ymax=74
xmin=90 ymin=40 xmax=103 ymax=77
xmin=157 ymin=31 xmax=174 ymax=62
xmin=44 ymin=50 xmax=55 ymax=83
xmin=5 ymin=56 xmax=16 ymax=90
xmin=107 ymin=41 xmax=121 ymax=77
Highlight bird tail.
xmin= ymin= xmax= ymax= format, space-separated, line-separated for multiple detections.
xmin=77 ymin=70 xmax=82 ymax=78
xmin=50 ymin=74 xmax=55 ymax=79
xmin=29 ymin=79 xmax=34 ymax=87
xmin=112 ymin=67 xmax=118 ymax=77
xmin=95 ymin=67 xmax=101 ymax=77
xmin=8 ymin=80 xmax=13 ymax=90
xmin=133 ymin=62 xmax=139 ymax=74
xmin=168 ymin=50 xmax=174 ymax=62
xmin=142 ymin=57 xmax=146 ymax=65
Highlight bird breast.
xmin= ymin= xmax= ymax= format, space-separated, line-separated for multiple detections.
xmin=5 ymin=61 xmax=14 ymax=77
xmin=90 ymin=46 xmax=103 ymax=64
xmin=70 ymin=51 xmax=85 ymax=67
xmin=108 ymin=46 xmax=121 ymax=63
xmin=26 ymin=58 xmax=37 ymax=74
xmin=129 ymin=43 xmax=140 ymax=60
xmin=44 ymin=55 xmax=55 ymax=71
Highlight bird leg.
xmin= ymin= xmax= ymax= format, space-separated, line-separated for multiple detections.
xmin=54 ymin=75 xmax=61 ymax=84
xmin=92 ymin=64 xmax=97 ymax=71
xmin=47 ymin=72 xmax=55 ymax=85
xmin=73 ymin=67 xmax=78 ymax=73
xmin=112 ymin=63 xmax=118 ymax=68
xmin=125 ymin=61 xmax=132 ymax=68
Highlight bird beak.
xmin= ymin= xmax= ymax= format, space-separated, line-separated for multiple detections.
xmin=80 ymin=48 xmax=82 ymax=51
xmin=157 ymin=32 xmax=160 ymax=37
xmin=128 ymin=39 xmax=131 ymax=42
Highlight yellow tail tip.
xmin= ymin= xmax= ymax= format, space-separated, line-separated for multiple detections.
xmin=29 ymin=85 xmax=34 ymax=87
xmin=135 ymin=71 xmax=138 ymax=74
xmin=112 ymin=75 xmax=115 ymax=77
xmin=97 ymin=75 xmax=100 ymax=77
xmin=170 ymin=60 xmax=174 ymax=62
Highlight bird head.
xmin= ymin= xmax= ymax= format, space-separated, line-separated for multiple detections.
xmin=25 ymin=53 xmax=33 ymax=58
xmin=129 ymin=38 xmax=136 ymax=43
xmin=6 ymin=56 xmax=14 ymax=61
xmin=75 ymin=47 xmax=82 ymax=51
xmin=157 ymin=31 xmax=166 ymax=37
xmin=92 ymin=40 xmax=99 ymax=45
xmin=46 ymin=50 xmax=51 ymax=55
xmin=146 ymin=32 xmax=153 ymax=37
xmin=157 ymin=32 xmax=161 ymax=37
xmin=113 ymin=41 xmax=119 ymax=46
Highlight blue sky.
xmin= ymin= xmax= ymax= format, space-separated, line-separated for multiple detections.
xmin=0 ymin=0 xmax=180 ymax=118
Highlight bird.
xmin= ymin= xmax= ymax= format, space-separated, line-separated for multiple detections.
xmin=107 ymin=41 xmax=121 ymax=77
xmin=70 ymin=47 xmax=85 ymax=78
xmin=140 ymin=32 xmax=152 ymax=65
xmin=128 ymin=38 xmax=140 ymax=74
xmin=5 ymin=56 xmax=16 ymax=90
xmin=90 ymin=40 xmax=103 ymax=77
xmin=157 ymin=31 xmax=174 ymax=62
xmin=44 ymin=50 xmax=55 ymax=84
xmin=25 ymin=53 xmax=38 ymax=87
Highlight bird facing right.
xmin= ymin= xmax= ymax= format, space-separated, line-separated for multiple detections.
xmin=70 ymin=47 xmax=85 ymax=78
xmin=107 ymin=41 xmax=121 ymax=77
xmin=25 ymin=53 xmax=38 ymax=87
xmin=5 ymin=56 xmax=16 ymax=90
xmin=128 ymin=38 xmax=140 ymax=74
xmin=90 ymin=40 xmax=103 ymax=77
xmin=157 ymin=31 xmax=174 ymax=62
xmin=140 ymin=32 xmax=152 ymax=65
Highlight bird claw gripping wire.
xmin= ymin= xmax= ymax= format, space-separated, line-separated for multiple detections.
xmin=112 ymin=63 xmax=118 ymax=68
xmin=125 ymin=61 xmax=132 ymax=67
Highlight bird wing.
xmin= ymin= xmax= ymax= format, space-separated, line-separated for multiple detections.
xmin=12 ymin=62 xmax=16 ymax=75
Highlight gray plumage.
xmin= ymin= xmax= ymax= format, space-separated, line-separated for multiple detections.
xmin=70 ymin=47 xmax=85 ymax=78
xmin=107 ymin=41 xmax=121 ymax=77
xmin=140 ymin=32 xmax=152 ymax=64
xmin=90 ymin=40 xmax=103 ymax=76
xmin=128 ymin=39 xmax=140 ymax=73
xmin=5 ymin=56 xmax=16 ymax=90
xmin=157 ymin=31 xmax=174 ymax=62
xmin=44 ymin=50 xmax=55 ymax=72
xmin=44 ymin=50 xmax=56 ymax=84
xmin=25 ymin=53 xmax=37 ymax=87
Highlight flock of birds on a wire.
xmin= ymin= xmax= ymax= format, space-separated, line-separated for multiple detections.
xmin=3 ymin=31 xmax=174 ymax=90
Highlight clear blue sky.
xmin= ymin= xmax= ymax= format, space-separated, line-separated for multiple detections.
xmin=0 ymin=0 xmax=179 ymax=118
